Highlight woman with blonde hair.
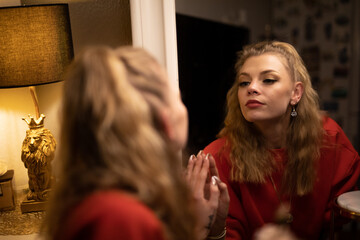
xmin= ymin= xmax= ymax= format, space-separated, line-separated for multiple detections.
xmin=204 ymin=41 xmax=360 ymax=239
xmin=42 ymin=46 xmax=228 ymax=240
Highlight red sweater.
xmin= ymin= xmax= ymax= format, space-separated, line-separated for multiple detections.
xmin=60 ymin=191 xmax=166 ymax=240
xmin=204 ymin=117 xmax=360 ymax=240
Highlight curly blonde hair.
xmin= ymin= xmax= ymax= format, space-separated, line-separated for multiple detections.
xmin=219 ymin=41 xmax=323 ymax=195
xmin=43 ymin=46 xmax=196 ymax=240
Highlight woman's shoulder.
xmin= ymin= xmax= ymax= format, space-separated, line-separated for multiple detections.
xmin=78 ymin=190 xmax=160 ymax=224
xmin=322 ymin=116 xmax=349 ymax=141
xmin=204 ymin=137 xmax=228 ymax=153
xmin=322 ymin=116 xmax=357 ymax=153
xmin=64 ymin=190 xmax=165 ymax=240
xmin=322 ymin=116 xmax=342 ymax=133
xmin=203 ymin=137 xmax=232 ymax=163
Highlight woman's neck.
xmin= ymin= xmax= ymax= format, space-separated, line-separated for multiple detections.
xmin=254 ymin=116 xmax=290 ymax=149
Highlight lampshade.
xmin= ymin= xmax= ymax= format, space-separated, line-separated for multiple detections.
xmin=0 ymin=4 xmax=73 ymax=88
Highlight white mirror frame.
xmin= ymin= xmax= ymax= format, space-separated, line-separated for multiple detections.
xmin=130 ymin=0 xmax=179 ymax=87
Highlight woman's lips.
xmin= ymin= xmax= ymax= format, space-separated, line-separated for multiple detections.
xmin=246 ymin=100 xmax=264 ymax=108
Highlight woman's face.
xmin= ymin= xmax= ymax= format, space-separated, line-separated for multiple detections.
xmin=237 ymin=53 xmax=300 ymax=124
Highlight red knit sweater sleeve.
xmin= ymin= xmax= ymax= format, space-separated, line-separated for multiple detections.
xmin=61 ymin=191 xmax=166 ymax=240
xmin=322 ymin=117 xmax=360 ymax=222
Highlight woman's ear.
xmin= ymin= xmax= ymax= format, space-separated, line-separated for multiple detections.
xmin=159 ymin=109 xmax=175 ymax=141
xmin=290 ymin=82 xmax=304 ymax=105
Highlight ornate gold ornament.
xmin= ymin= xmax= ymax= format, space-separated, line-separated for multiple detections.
xmin=21 ymin=114 xmax=56 ymax=201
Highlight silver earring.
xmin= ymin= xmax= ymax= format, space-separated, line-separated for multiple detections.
xmin=291 ymin=106 xmax=297 ymax=117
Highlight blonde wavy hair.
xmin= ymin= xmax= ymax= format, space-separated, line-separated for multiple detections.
xmin=219 ymin=41 xmax=323 ymax=195
xmin=43 ymin=46 xmax=196 ymax=240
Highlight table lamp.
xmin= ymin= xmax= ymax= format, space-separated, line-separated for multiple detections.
xmin=0 ymin=4 xmax=73 ymax=213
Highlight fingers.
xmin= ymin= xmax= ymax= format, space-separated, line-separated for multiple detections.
xmin=186 ymin=151 xmax=224 ymax=204
xmin=185 ymin=152 xmax=203 ymax=186
xmin=218 ymin=182 xmax=230 ymax=201
xmin=213 ymin=178 xmax=230 ymax=221
xmin=193 ymin=154 xmax=209 ymax=199
xmin=193 ymin=151 xmax=205 ymax=174
xmin=186 ymin=151 xmax=209 ymax=194
xmin=208 ymin=153 xmax=219 ymax=178
xmin=185 ymin=154 xmax=196 ymax=182
xmin=208 ymin=176 xmax=220 ymax=208
xmin=208 ymin=158 xmax=229 ymax=206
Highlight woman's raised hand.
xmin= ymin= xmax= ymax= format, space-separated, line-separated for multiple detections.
xmin=186 ymin=151 xmax=229 ymax=240
xmin=207 ymin=153 xmax=229 ymax=239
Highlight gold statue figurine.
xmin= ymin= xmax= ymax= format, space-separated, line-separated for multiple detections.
xmin=21 ymin=114 xmax=56 ymax=201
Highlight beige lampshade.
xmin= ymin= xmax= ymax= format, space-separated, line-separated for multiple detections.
xmin=0 ymin=4 xmax=73 ymax=88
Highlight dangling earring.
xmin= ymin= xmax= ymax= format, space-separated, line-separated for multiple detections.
xmin=291 ymin=106 xmax=297 ymax=117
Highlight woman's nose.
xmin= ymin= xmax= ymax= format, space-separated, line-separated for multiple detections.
xmin=247 ymin=81 xmax=259 ymax=95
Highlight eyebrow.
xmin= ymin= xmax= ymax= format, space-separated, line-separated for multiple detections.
xmin=239 ymin=70 xmax=279 ymax=77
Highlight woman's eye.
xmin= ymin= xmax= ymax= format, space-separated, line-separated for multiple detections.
xmin=263 ymin=79 xmax=277 ymax=84
xmin=239 ymin=81 xmax=250 ymax=87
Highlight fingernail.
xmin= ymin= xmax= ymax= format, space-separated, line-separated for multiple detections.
xmin=211 ymin=176 xmax=217 ymax=185
xmin=205 ymin=153 xmax=210 ymax=160
xmin=198 ymin=150 xmax=204 ymax=156
xmin=212 ymin=176 xmax=221 ymax=183
xmin=189 ymin=154 xmax=196 ymax=161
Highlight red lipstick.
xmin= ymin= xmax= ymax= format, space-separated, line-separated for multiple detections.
xmin=246 ymin=100 xmax=264 ymax=108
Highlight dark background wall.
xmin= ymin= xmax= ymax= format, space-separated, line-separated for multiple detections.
xmin=176 ymin=14 xmax=249 ymax=154
xmin=271 ymin=0 xmax=360 ymax=150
